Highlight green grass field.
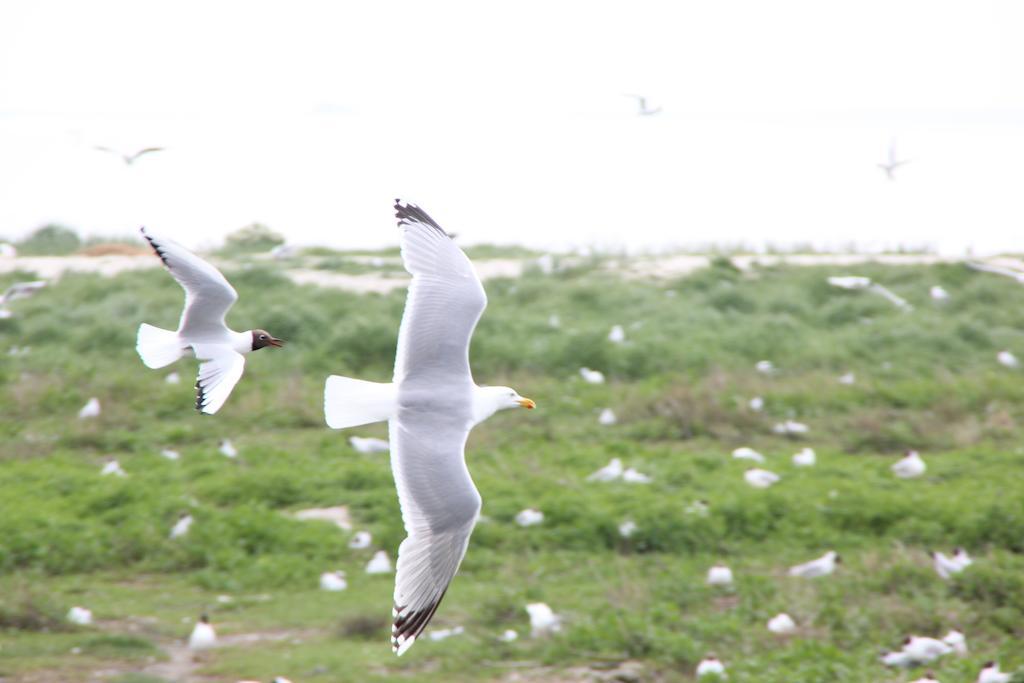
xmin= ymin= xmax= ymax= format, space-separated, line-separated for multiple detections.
xmin=2 ymin=250 xmax=1023 ymax=682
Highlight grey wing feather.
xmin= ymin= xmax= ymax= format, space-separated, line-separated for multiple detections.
xmin=141 ymin=228 xmax=238 ymax=337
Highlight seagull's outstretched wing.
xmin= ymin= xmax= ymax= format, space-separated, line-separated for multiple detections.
xmin=127 ymin=147 xmax=164 ymax=163
xmin=191 ymin=344 xmax=245 ymax=414
xmin=140 ymin=228 xmax=238 ymax=337
xmin=391 ymin=199 xmax=487 ymax=384
xmin=389 ymin=416 xmax=480 ymax=655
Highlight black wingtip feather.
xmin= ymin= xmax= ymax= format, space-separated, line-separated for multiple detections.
xmin=390 ymin=589 xmax=449 ymax=653
xmin=140 ymin=227 xmax=170 ymax=267
xmin=394 ymin=199 xmax=451 ymax=238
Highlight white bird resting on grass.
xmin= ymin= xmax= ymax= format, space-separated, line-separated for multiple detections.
xmin=349 ymin=436 xmax=390 ymax=454
xmin=67 ymin=606 xmax=93 ymax=625
xmin=499 ymin=629 xmax=518 ymax=642
xmin=942 ymin=629 xmax=968 ymax=655
xmin=100 ymin=460 xmax=126 ymax=477
xmin=579 ymin=367 xmax=605 ymax=384
xmin=188 ymin=614 xmax=216 ymax=651
xmin=598 ymin=408 xmax=617 ymax=425
xmin=587 ymin=458 xmax=623 ymax=482
xmin=547 ymin=314 xmax=561 ymax=328
xmin=322 ymin=200 xmax=537 ymax=657
xmin=902 ymin=635 xmax=954 ymax=663
xmin=135 ymin=227 xmax=284 ymax=414
xmin=732 ymin=447 xmax=765 ymax=463
xmin=696 ymin=655 xmax=727 ymax=678
xmin=744 ymin=468 xmax=780 ymax=489
xmin=773 ymin=420 xmax=809 ymax=436
xmin=827 ymin=275 xmax=912 ymax=311
xmin=706 ymin=564 xmax=734 ymax=586
xmin=365 ymin=550 xmax=393 ymax=575
xmin=319 ymin=570 xmax=348 ymax=591
xmin=748 ymin=396 xmax=764 ymax=412
xmin=792 ymin=448 xmax=816 ymax=467
xmin=169 ymin=514 xmax=193 ymax=539
xmin=767 ymin=612 xmax=797 ymax=634
xmin=160 ymin=449 xmax=180 ymax=461
xmin=348 ymin=530 xmax=372 ymax=549
xmin=892 ymin=450 xmax=926 ymax=479
xmin=755 ymin=360 xmax=775 ymax=374
xmin=607 ymin=325 xmax=626 ymax=343
xmin=165 ymin=371 xmax=181 ymax=384
xmin=788 ymin=550 xmax=840 ymax=578
xmin=997 ymin=350 xmax=1019 ymax=368
xmin=515 ymin=508 xmax=545 ymax=526
xmin=78 ymin=397 xmax=101 ymax=419
xmin=838 ymin=372 xmax=856 ymax=385
xmin=218 ymin=439 xmax=238 ymax=458
xmin=622 ymin=467 xmax=652 ymax=484
xmin=930 ymin=286 xmax=950 ymax=301
xmin=931 ymin=547 xmax=972 ymax=579
xmin=525 ymin=602 xmax=562 ymax=637
xmin=976 ymin=661 xmax=1013 ymax=683
xmin=618 ymin=520 xmax=638 ymax=538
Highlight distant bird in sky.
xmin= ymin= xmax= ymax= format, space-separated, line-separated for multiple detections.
xmin=93 ymin=145 xmax=164 ymax=165
xmin=136 ymin=227 xmax=284 ymax=414
xmin=877 ymin=140 xmax=910 ymax=180
xmin=788 ymin=550 xmax=840 ymax=578
xmin=892 ymin=450 xmax=926 ymax=479
xmin=625 ymin=94 xmax=662 ymax=116
xmin=188 ymin=614 xmax=216 ymax=652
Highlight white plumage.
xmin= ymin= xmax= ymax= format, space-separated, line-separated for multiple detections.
xmin=997 ymin=350 xmax=1019 ymax=368
xmin=696 ymin=656 xmax=727 ymax=678
xmin=732 ymin=447 xmax=765 ymax=463
xmin=587 ymin=458 xmax=623 ymax=482
xmin=78 ymin=397 xmax=101 ymax=419
xmin=67 ymin=606 xmax=93 ymax=625
xmin=188 ymin=615 xmax=216 ymax=651
xmin=607 ymin=325 xmax=626 ymax=343
xmin=744 ymin=468 xmax=780 ymax=489
xmin=365 ymin=550 xmax=393 ymax=575
xmin=348 ymin=530 xmax=372 ymax=549
xmin=218 ymin=439 xmax=238 ymax=458
xmin=792 ymin=448 xmax=816 ymax=466
xmin=579 ymin=367 xmax=606 ymax=384
xmin=767 ymin=612 xmax=797 ymax=634
xmin=525 ymin=603 xmax=562 ymax=637
xmin=892 ymin=450 xmax=926 ymax=479
xmin=706 ymin=564 xmax=734 ymax=586
xmin=598 ymin=408 xmax=617 ymax=425
xmin=169 ymin=514 xmax=193 ymax=539
xmin=788 ymin=551 xmax=839 ymax=578
xmin=319 ymin=570 xmax=348 ymax=591
xmin=100 ymin=460 xmax=126 ymax=477
xmin=349 ymin=436 xmax=390 ymax=454
xmin=622 ymin=467 xmax=652 ymax=484
xmin=515 ymin=508 xmax=545 ymax=527
xmin=976 ymin=662 xmax=1012 ymax=683
xmin=322 ymin=201 xmax=535 ymax=656
xmin=135 ymin=228 xmax=282 ymax=414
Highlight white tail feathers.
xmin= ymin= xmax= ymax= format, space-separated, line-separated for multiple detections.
xmin=136 ymin=324 xmax=184 ymax=369
xmin=324 ymin=376 xmax=397 ymax=429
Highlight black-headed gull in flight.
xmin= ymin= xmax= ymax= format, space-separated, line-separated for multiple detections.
xmin=323 ymin=200 xmax=535 ymax=655
xmin=136 ymin=228 xmax=284 ymax=414
xmin=625 ymin=94 xmax=662 ymax=116
xmin=877 ymin=140 xmax=910 ymax=180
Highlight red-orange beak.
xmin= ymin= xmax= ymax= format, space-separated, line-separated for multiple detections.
xmin=518 ymin=397 xmax=536 ymax=409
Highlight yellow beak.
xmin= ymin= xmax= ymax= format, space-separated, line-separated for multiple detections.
xmin=517 ymin=397 xmax=536 ymax=410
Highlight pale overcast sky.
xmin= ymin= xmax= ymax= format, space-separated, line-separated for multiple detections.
xmin=1 ymin=1 xmax=1022 ymax=253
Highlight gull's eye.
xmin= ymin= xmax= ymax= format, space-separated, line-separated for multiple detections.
xmin=260 ymin=335 xmax=268 ymax=340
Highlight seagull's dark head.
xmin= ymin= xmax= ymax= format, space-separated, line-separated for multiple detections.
xmin=251 ymin=329 xmax=284 ymax=350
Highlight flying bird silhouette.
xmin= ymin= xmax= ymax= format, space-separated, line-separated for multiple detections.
xmin=625 ymin=94 xmax=662 ymax=116
xmin=94 ymin=146 xmax=165 ymax=165
xmin=877 ymin=140 xmax=910 ymax=180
